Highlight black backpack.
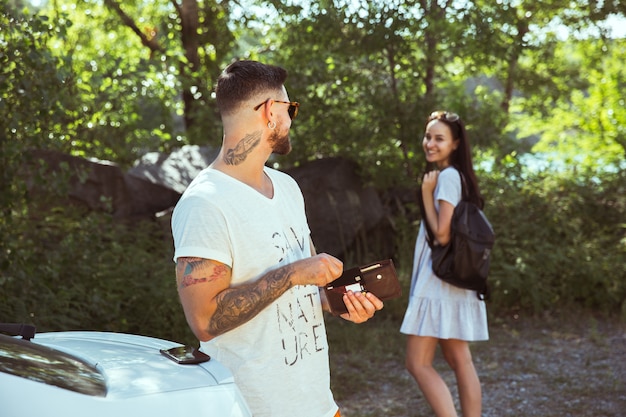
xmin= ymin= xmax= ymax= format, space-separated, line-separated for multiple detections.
xmin=418 ymin=171 xmax=494 ymax=300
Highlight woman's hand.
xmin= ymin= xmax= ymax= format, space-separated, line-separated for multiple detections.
xmin=422 ymin=170 xmax=439 ymax=195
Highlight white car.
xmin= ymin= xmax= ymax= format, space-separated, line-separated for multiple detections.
xmin=0 ymin=324 xmax=252 ymax=417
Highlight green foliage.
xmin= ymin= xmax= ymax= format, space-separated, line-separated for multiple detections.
xmin=0 ymin=4 xmax=74 ymax=212
xmin=0 ymin=205 xmax=195 ymax=344
xmin=480 ymin=157 xmax=626 ymax=315
xmin=513 ymin=38 xmax=626 ymax=174
xmin=252 ymin=0 xmax=434 ymax=186
xmin=1 ymin=0 xmax=625 ymax=346
xmin=38 ymin=0 xmax=185 ymax=165
xmin=0 ymin=2 xmax=193 ymax=341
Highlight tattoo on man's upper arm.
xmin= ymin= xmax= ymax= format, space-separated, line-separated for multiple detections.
xmin=224 ymin=131 xmax=261 ymax=165
xmin=177 ymin=258 xmax=228 ymax=289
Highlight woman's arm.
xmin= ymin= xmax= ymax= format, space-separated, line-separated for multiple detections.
xmin=421 ymin=171 xmax=455 ymax=246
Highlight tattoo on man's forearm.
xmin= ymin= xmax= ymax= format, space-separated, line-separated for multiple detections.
xmin=209 ymin=266 xmax=294 ymax=335
xmin=224 ymin=132 xmax=261 ymax=165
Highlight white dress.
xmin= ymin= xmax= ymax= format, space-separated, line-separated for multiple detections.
xmin=400 ymin=168 xmax=489 ymax=341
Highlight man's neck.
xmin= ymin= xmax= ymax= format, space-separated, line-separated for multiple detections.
xmin=211 ymin=151 xmax=274 ymax=198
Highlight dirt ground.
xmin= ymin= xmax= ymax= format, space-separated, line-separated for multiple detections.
xmin=330 ymin=310 xmax=626 ymax=417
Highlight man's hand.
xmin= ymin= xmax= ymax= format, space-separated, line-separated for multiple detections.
xmin=290 ymin=253 xmax=343 ymax=287
xmin=339 ymin=291 xmax=384 ymax=323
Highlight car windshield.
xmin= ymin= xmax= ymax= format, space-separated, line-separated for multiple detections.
xmin=0 ymin=334 xmax=107 ymax=397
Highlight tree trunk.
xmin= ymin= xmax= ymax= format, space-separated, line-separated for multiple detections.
xmin=179 ymin=0 xmax=201 ymax=131
xmin=104 ymin=0 xmax=164 ymax=54
xmin=421 ymin=0 xmax=449 ymax=101
xmin=501 ymin=20 xmax=529 ymax=113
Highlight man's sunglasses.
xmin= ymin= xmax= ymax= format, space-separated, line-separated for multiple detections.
xmin=254 ymin=99 xmax=300 ymax=120
xmin=429 ymin=111 xmax=459 ymax=122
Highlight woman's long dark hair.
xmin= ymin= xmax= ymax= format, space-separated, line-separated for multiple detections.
xmin=425 ymin=111 xmax=484 ymax=209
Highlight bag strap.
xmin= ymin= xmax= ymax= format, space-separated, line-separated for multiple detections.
xmin=417 ymin=184 xmax=436 ymax=249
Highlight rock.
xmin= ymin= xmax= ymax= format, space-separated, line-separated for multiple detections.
xmin=25 ymin=149 xmax=180 ymax=219
xmin=286 ymin=157 xmax=391 ymax=260
xmin=25 ymin=148 xmax=394 ymax=261
xmin=128 ymin=145 xmax=218 ymax=194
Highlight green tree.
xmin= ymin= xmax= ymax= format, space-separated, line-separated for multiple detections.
xmin=32 ymin=0 xmax=236 ymax=165
xmin=2 ymin=0 xmax=625 ymax=338
xmin=513 ymin=38 xmax=626 ymax=174
xmin=248 ymin=0 xmax=475 ymax=185
xmin=0 ymin=2 xmax=75 ymax=216
xmin=101 ymin=0 xmax=235 ymax=145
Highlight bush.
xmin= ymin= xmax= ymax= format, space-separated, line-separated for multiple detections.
xmin=481 ymin=158 xmax=626 ymax=315
xmin=0 ymin=205 xmax=195 ymax=345
xmin=1 ymin=156 xmax=624 ymax=346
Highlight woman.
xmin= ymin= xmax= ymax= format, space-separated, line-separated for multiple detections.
xmin=401 ymin=111 xmax=489 ymax=417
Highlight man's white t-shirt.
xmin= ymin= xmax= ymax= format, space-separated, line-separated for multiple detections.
xmin=172 ymin=166 xmax=337 ymax=417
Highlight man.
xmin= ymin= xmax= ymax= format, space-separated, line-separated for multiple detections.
xmin=171 ymin=60 xmax=383 ymax=417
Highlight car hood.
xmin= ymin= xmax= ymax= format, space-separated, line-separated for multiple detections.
xmin=31 ymin=331 xmax=233 ymax=399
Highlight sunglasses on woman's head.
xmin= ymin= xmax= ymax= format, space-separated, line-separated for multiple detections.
xmin=430 ymin=111 xmax=459 ymax=122
xmin=254 ymin=99 xmax=300 ymax=120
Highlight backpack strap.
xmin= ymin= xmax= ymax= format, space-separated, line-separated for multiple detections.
xmin=459 ymin=170 xmax=469 ymax=201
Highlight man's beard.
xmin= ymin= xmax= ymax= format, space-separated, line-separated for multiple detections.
xmin=268 ymin=129 xmax=292 ymax=155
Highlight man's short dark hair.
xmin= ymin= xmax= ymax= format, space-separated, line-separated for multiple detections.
xmin=215 ymin=60 xmax=288 ymax=116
